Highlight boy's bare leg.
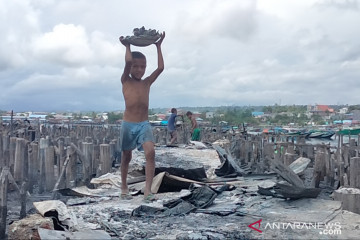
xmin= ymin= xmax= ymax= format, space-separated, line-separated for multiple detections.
xmin=170 ymin=131 xmax=177 ymax=145
xmin=121 ymin=150 xmax=132 ymax=194
xmin=142 ymin=141 xmax=155 ymax=197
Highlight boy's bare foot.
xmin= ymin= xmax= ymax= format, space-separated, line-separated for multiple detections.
xmin=143 ymin=193 xmax=158 ymax=203
xmin=120 ymin=192 xmax=133 ymax=200
xmin=120 ymin=187 xmax=133 ymax=200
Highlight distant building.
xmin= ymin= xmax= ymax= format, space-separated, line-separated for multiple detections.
xmin=252 ymin=111 xmax=264 ymax=118
xmin=219 ymin=121 xmax=228 ymax=125
xmin=196 ymin=117 xmax=203 ymax=122
xmin=206 ymin=112 xmax=214 ymax=119
xmin=28 ymin=114 xmax=47 ymax=122
xmin=339 ymin=107 xmax=348 ymax=114
xmin=155 ymin=113 xmax=167 ymax=120
xmin=308 ymin=104 xmax=334 ymax=117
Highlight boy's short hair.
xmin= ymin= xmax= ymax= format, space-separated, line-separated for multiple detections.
xmin=186 ymin=111 xmax=192 ymax=116
xmin=171 ymin=108 xmax=177 ymax=113
xmin=132 ymin=51 xmax=146 ymax=60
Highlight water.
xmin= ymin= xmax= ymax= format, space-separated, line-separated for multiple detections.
xmin=305 ymin=135 xmax=358 ymax=147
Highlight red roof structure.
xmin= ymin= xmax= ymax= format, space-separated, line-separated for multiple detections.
xmin=315 ymin=105 xmax=334 ymax=113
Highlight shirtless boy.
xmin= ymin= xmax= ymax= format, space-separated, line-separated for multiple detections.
xmin=119 ymin=31 xmax=165 ymax=201
xmin=186 ymin=111 xmax=201 ymax=141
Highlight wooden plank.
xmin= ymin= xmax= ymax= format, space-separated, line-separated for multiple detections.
xmin=268 ymin=157 xmax=305 ymax=188
xmin=212 ymin=144 xmax=246 ymax=176
xmin=275 ymin=182 xmax=321 ymax=199
xmin=52 ymin=156 xmax=70 ymax=199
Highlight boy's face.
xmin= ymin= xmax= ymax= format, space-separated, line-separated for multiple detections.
xmin=130 ymin=58 xmax=146 ymax=80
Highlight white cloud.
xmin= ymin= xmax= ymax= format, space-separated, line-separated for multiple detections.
xmin=32 ymin=24 xmax=93 ymax=66
xmin=1 ymin=0 xmax=360 ymax=111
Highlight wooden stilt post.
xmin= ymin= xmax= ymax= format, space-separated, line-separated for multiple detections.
xmin=20 ymin=182 xmax=27 ymax=219
xmin=100 ymin=144 xmax=111 ymax=175
xmin=311 ymin=150 xmax=325 ymax=188
xmin=45 ymin=146 xmax=55 ymax=191
xmin=349 ymin=157 xmax=360 ymax=188
xmin=0 ymin=168 xmax=8 ymax=240
xmin=52 ymin=156 xmax=70 ymax=199
xmin=14 ymin=138 xmax=26 ymax=183
xmin=65 ymin=146 xmax=77 ymax=188
xmin=0 ymin=134 xmax=3 ymax=170
xmin=58 ymin=140 xmax=65 ymax=189
xmin=28 ymin=142 xmax=39 ymax=193
xmin=82 ymin=142 xmax=93 ymax=184
xmin=9 ymin=137 xmax=17 ymax=175
xmin=93 ymin=144 xmax=100 ymax=176
xmin=38 ymin=138 xmax=49 ymax=193
xmin=333 ymin=188 xmax=360 ymax=214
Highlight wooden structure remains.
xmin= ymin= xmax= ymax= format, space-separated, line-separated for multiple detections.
xmin=1 ymin=121 xmax=360 ymax=238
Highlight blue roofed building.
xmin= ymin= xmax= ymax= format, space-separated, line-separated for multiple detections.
xmin=252 ymin=112 xmax=264 ymax=118
xmin=28 ymin=114 xmax=47 ymax=122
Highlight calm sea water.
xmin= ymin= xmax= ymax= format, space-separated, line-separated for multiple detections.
xmin=305 ymin=135 xmax=358 ymax=147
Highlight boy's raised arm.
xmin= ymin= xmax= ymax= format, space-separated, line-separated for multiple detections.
xmin=146 ymin=32 xmax=165 ymax=85
xmin=119 ymin=36 xmax=132 ymax=84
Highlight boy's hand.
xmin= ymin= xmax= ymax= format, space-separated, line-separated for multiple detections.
xmin=155 ymin=31 xmax=165 ymax=47
xmin=119 ymin=36 xmax=130 ymax=47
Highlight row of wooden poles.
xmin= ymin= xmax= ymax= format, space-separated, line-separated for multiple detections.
xmin=229 ymin=133 xmax=360 ymax=189
xmin=0 ymin=136 xmax=119 ymax=193
xmin=0 ymin=122 xmax=242 ymax=238
xmin=0 ymin=123 xmax=124 ymax=239
xmin=0 ymin=122 xmax=224 ymax=238
xmin=2 ymin=122 xmax=359 ymax=237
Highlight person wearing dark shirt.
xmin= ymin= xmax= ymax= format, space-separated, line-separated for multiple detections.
xmin=167 ymin=108 xmax=177 ymax=145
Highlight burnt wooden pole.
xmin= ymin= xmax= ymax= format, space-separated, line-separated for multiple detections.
xmin=0 ymin=167 xmax=9 ymax=240
xmin=28 ymin=142 xmax=39 ymax=193
xmin=66 ymin=146 xmax=77 ymax=188
xmin=82 ymin=142 xmax=93 ymax=184
xmin=9 ymin=137 xmax=17 ymax=176
xmin=14 ymin=138 xmax=26 ymax=183
xmin=57 ymin=140 xmax=65 ymax=189
xmin=20 ymin=182 xmax=27 ymax=219
xmin=312 ymin=150 xmax=326 ymax=188
xmin=100 ymin=144 xmax=111 ymax=175
xmin=0 ymin=134 xmax=3 ymax=170
xmin=349 ymin=157 xmax=360 ymax=188
xmin=93 ymin=144 xmax=100 ymax=176
xmin=38 ymin=138 xmax=49 ymax=193
xmin=45 ymin=145 xmax=55 ymax=191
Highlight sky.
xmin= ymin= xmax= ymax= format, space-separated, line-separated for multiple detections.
xmin=1 ymin=0 xmax=360 ymax=112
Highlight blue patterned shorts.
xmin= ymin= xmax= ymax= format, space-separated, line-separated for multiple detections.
xmin=120 ymin=120 xmax=154 ymax=151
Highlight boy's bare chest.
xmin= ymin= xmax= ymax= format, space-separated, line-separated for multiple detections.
xmin=123 ymin=81 xmax=150 ymax=98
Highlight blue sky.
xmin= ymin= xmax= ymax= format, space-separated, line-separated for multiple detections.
xmin=1 ymin=0 xmax=360 ymax=112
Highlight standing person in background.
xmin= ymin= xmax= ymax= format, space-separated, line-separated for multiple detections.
xmin=186 ymin=111 xmax=201 ymax=141
xmin=167 ymin=108 xmax=177 ymax=145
